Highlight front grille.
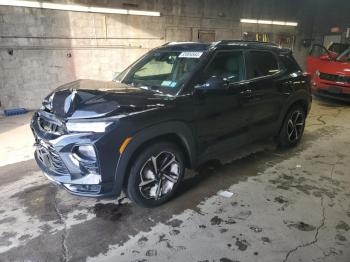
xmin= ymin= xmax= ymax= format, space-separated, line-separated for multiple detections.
xmin=319 ymin=72 xmax=350 ymax=84
xmin=37 ymin=117 xmax=65 ymax=135
xmin=36 ymin=144 xmax=69 ymax=175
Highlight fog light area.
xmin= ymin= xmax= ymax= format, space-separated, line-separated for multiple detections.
xmin=64 ymin=184 xmax=101 ymax=193
xmin=71 ymin=173 xmax=101 ymax=185
xmin=73 ymin=145 xmax=96 ymax=161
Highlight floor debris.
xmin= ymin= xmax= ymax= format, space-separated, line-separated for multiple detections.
xmin=217 ymin=190 xmax=234 ymax=198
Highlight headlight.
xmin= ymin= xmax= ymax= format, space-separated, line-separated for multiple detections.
xmin=315 ymin=70 xmax=320 ymax=77
xmin=66 ymin=121 xmax=112 ymax=133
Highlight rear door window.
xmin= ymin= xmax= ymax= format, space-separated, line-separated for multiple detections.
xmin=246 ymin=51 xmax=279 ymax=79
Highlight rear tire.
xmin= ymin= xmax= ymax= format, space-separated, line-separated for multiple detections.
xmin=278 ymin=105 xmax=306 ymax=148
xmin=126 ymin=142 xmax=185 ymax=207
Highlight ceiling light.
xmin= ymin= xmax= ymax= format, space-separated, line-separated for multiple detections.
xmin=42 ymin=3 xmax=89 ymax=12
xmin=2 ymin=0 xmax=40 ymax=8
xmin=272 ymin=21 xmax=286 ymax=25
xmin=128 ymin=10 xmax=160 ymax=16
xmin=89 ymin=7 xmax=128 ymax=14
xmin=240 ymin=18 xmax=298 ymax=27
xmin=0 ymin=0 xmax=160 ymax=16
xmin=285 ymin=22 xmax=298 ymax=26
xmin=258 ymin=20 xmax=273 ymax=24
xmin=240 ymin=19 xmax=258 ymax=24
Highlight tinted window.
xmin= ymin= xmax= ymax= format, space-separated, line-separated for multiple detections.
xmin=309 ymin=45 xmax=328 ymax=57
xmin=247 ymin=51 xmax=279 ymax=79
xmin=337 ymin=48 xmax=350 ymax=62
xmin=205 ymin=51 xmax=244 ymax=83
xmin=122 ymin=51 xmax=204 ymax=95
xmin=328 ymin=43 xmax=350 ymax=54
xmin=279 ymin=54 xmax=301 ymax=72
xmin=134 ymin=56 xmax=175 ymax=78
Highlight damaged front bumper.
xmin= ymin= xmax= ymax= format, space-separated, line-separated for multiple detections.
xmin=31 ymin=111 xmax=119 ymax=197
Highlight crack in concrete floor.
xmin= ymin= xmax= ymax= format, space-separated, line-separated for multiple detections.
xmin=283 ymin=196 xmax=326 ymax=262
xmin=53 ymin=193 xmax=69 ymax=262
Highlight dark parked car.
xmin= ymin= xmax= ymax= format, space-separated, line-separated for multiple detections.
xmin=31 ymin=40 xmax=311 ymax=207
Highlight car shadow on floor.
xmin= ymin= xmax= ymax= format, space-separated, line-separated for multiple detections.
xmin=312 ymin=94 xmax=350 ymax=107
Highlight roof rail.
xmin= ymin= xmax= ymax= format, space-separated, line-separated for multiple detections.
xmin=215 ymin=40 xmax=279 ymax=47
xmin=164 ymin=41 xmax=201 ymax=46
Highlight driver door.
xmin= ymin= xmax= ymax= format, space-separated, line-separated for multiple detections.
xmin=306 ymin=44 xmax=330 ymax=75
xmin=194 ymin=50 xmax=251 ymax=159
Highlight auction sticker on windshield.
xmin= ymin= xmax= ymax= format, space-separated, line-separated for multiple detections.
xmin=179 ymin=52 xmax=203 ymax=58
xmin=161 ymin=80 xmax=177 ymax=88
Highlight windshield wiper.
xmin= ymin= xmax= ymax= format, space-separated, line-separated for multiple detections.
xmin=137 ymin=84 xmax=163 ymax=94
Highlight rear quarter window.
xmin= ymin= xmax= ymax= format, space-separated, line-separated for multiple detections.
xmin=246 ymin=51 xmax=279 ymax=79
xmin=279 ymin=54 xmax=301 ymax=73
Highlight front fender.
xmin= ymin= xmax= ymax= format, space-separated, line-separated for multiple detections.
xmin=112 ymin=121 xmax=196 ymax=196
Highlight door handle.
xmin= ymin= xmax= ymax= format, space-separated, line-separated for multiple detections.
xmin=240 ymin=89 xmax=253 ymax=98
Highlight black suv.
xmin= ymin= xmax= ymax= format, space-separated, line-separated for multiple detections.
xmin=31 ymin=41 xmax=311 ymax=207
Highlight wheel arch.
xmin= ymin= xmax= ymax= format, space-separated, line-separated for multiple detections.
xmin=112 ymin=121 xmax=196 ymax=196
xmin=278 ymin=91 xmax=311 ymax=134
xmin=291 ymin=99 xmax=309 ymax=115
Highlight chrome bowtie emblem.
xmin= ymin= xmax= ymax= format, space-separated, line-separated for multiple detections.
xmin=64 ymin=89 xmax=77 ymax=114
xmin=45 ymin=92 xmax=55 ymax=111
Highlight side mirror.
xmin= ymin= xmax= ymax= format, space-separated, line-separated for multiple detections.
xmin=195 ymin=76 xmax=228 ymax=91
xmin=319 ymin=51 xmax=337 ymax=61
xmin=319 ymin=53 xmax=331 ymax=61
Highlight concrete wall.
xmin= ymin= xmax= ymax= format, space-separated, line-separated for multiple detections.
xmin=309 ymin=0 xmax=350 ymax=44
xmin=0 ymin=0 xmax=349 ymax=109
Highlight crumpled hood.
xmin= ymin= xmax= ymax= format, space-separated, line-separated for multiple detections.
xmin=42 ymin=79 xmax=168 ymax=119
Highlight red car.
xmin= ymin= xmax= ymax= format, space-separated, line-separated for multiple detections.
xmin=307 ymin=44 xmax=350 ymax=101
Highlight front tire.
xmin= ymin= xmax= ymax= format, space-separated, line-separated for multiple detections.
xmin=278 ymin=105 xmax=306 ymax=148
xmin=126 ymin=142 xmax=185 ymax=207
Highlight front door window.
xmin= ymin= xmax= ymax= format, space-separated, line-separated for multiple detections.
xmin=204 ymin=51 xmax=245 ymax=83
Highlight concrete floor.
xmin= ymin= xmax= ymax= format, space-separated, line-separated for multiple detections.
xmin=0 ymin=97 xmax=349 ymax=262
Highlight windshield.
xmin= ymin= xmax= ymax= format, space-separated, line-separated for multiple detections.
xmin=336 ymin=48 xmax=350 ymax=62
xmin=116 ymin=50 xmax=205 ymax=95
xmin=329 ymin=43 xmax=350 ymax=54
